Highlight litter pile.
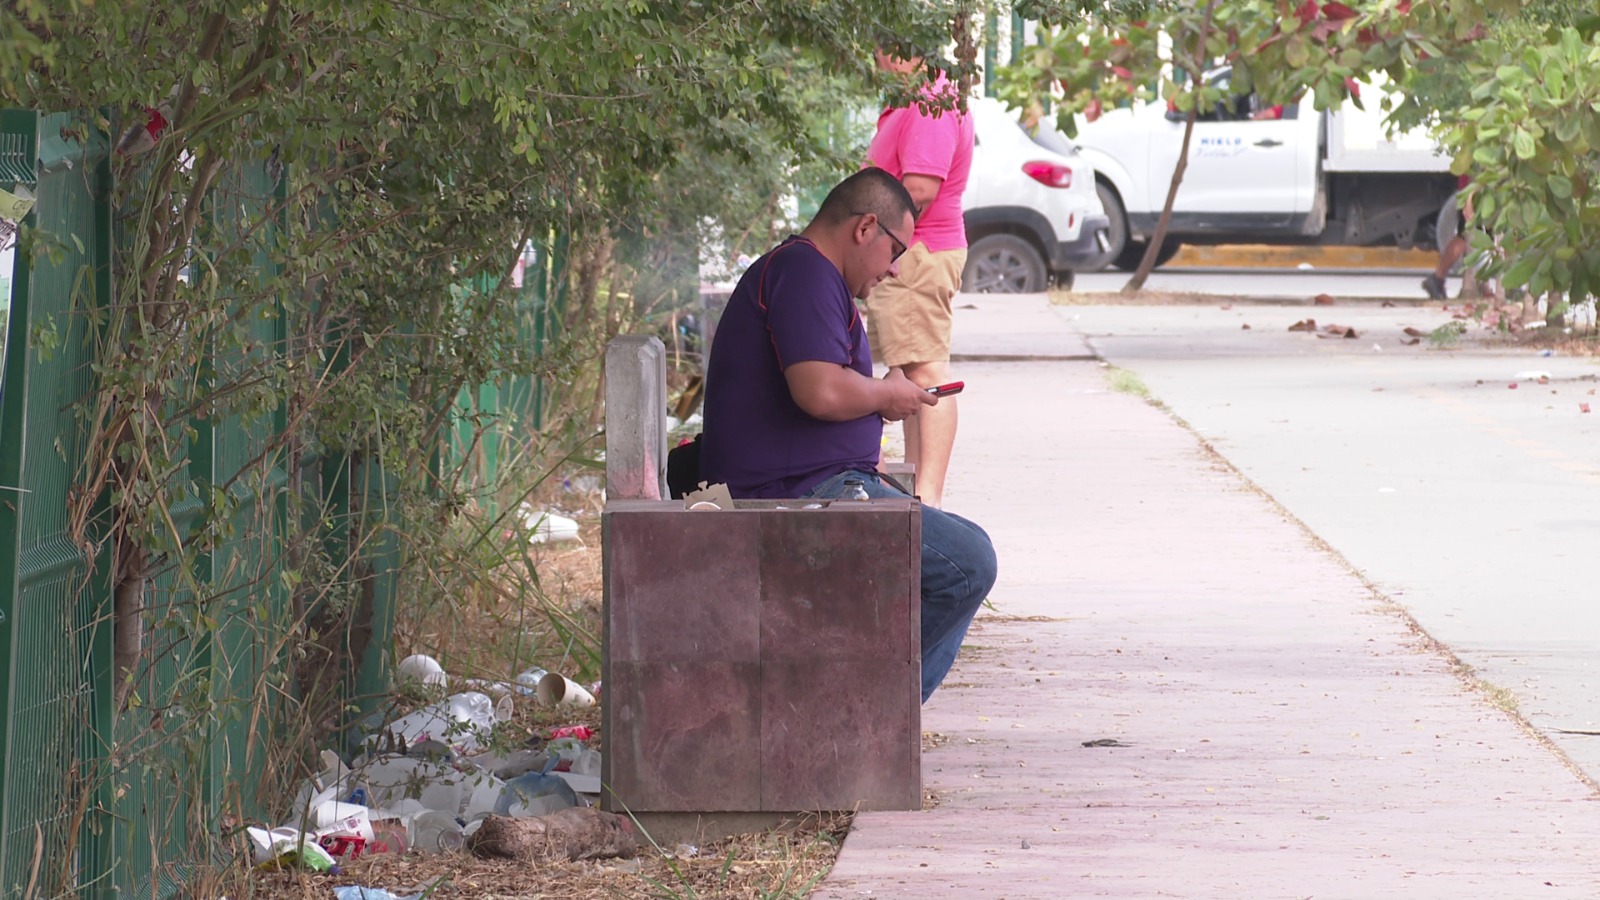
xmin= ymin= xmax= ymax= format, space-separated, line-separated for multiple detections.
xmin=247 ymin=654 xmax=631 ymax=888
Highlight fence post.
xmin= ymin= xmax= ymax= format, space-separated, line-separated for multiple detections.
xmin=604 ymin=336 xmax=668 ymax=501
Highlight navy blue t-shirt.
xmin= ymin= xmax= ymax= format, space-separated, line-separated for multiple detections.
xmin=700 ymin=237 xmax=882 ymax=499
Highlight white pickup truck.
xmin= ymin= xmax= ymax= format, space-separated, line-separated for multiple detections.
xmin=1071 ymin=67 xmax=1460 ymax=270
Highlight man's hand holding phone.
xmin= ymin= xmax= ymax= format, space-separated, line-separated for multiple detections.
xmin=926 ymin=381 xmax=964 ymax=398
xmin=878 ymin=368 xmax=938 ymax=421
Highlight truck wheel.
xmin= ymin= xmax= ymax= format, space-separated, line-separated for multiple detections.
xmin=1113 ymin=237 xmax=1183 ymax=271
xmin=1112 ymin=239 xmax=1148 ymax=271
xmin=962 ymin=234 xmax=1048 ymax=293
xmin=1090 ymin=182 xmax=1127 ymax=272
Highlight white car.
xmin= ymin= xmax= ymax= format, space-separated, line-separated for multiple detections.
xmin=961 ymin=97 xmax=1110 ymax=292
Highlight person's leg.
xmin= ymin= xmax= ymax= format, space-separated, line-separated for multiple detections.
xmin=1424 ymin=216 xmax=1470 ymax=300
xmin=866 ymin=245 xmax=963 ymax=507
xmin=804 ymin=472 xmax=998 ymax=702
xmin=898 ymin=359 xmax=957 ymax=508
xmin=915 ymin=506 xmax=996 ymax=701
xmin=1437 ymin=234 xmax=1468 ymax=279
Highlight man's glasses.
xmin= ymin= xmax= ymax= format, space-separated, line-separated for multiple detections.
xmin=856 ymin=212 xmax=909 ymax=263
xmin=874 ymin=219 xmax=909 ymax=262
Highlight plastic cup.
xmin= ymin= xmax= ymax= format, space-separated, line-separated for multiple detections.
xmin=405 ymin=810 xmax=466 ymax=853
xmin=397 ymin=654 xmax=447 ymax=688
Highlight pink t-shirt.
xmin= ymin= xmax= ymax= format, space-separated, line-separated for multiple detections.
xmin=866 ymin=77 xmax=975 ymax=252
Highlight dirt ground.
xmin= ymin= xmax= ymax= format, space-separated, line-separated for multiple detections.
xmin=248 ymin=810 xmax=851 ymax=900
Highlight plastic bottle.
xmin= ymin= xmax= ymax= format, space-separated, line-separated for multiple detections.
xmin=513 ymin=668 xmax=549 ymax=695
xmin=841 ymin=476 xmax=870 ymax=501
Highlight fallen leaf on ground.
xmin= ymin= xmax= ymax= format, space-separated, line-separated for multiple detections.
xmin=1241 ymin=323 xmax=1251 ymax=330
xmin=1403 ymin=327 xmax=1427 ymax=337
xmin=1582 ymin=403 xmax=1591 ymax=413
xmin=1321 ymin=324 xmax=1358 ymax=339
xmin=1401 ymin=337 xmax=1420 ymax=346
xmin=1313 ymin=293 xmax=1335 ymax=306
xmin=1382 ymin=300 xmax=1396 ymax=308
xmin=1288 ymin=318 xmax=1317 ymax=332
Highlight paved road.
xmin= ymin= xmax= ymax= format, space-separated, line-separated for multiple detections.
xmin=1036 ymin=281 xmax=1600 ymax=780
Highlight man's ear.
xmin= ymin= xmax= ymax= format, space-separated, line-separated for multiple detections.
xmin=855 ymin=213 xmax=875 ymax=246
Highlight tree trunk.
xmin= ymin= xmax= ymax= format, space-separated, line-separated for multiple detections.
xmin=1122 ymin=108 xmax=1197 ymax=294
xmin=1123 ymin=0 xmax=1219 ymax=295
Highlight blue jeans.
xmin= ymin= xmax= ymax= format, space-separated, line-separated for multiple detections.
xmin=804 ymin=470 xmax=998 ymax=703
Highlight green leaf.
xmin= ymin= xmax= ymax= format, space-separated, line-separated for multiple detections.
xmin=1513 ymin=129 xmax=1536 ymax=160
xmin=1503 ymin=255 xmax=1538 ymax=288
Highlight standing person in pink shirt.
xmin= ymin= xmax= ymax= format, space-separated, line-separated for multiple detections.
xmin=865 ymin=47 xmax=975 ymax=510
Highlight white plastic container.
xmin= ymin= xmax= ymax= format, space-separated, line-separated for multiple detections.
xmin=313 ymin=801 xmax=375 ymax=842
xmin=405 ymin=810 xmax=466 ymax=853
xmin=520 ymin=506 xmax=580 ymax=543
xmin=378 ymin=691 xmax=500 ymax=753
xmin=461 ymin=772 xmax=508 ymax=820
xmin=357 ymin=756 xmax=470 ymax=815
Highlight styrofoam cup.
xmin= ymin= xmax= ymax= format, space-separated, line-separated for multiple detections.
xmin=536 ymin=672 xmax=596 ymax=707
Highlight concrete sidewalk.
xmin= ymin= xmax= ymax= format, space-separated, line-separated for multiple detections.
xmin=815 ymin=295 xmax=1600 ymax=898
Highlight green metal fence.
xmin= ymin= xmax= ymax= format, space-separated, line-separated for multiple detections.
xmin=0 ymin=109 xmax=115 ymax=900
xmin=0 ymin=111 xmax=406 ymax=899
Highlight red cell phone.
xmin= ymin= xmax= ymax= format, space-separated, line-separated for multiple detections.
xmin=926 ymin=381 xmax=964 ymax=397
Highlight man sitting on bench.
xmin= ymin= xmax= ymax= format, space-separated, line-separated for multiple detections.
xmin=698 ymin=167 xmax=998 ymax=703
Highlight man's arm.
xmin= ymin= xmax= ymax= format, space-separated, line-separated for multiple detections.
xmin=902 ymin=173 xmax=944 ymax=215
xmin=786 ymin=361 xmax=935 ymax=422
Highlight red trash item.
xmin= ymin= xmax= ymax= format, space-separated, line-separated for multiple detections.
xmin=318 ymin=835 xmax=368 ymax=859
xmin=549 ymin=725 xmax=594 ymax=741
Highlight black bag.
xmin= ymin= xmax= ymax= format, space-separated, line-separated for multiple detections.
xmin=666 ymin=433 xmax=702 ymax=499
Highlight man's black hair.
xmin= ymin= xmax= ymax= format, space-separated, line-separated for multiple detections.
xmin=814 ymin=167 xmax=919 ymax=231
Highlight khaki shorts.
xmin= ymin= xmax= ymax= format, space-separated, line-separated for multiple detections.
xmin=866 ymin=243 xmax=967 ymax=367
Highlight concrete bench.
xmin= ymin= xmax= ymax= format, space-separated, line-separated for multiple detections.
xmin=599 ymin=336 xmax=922 ymax=839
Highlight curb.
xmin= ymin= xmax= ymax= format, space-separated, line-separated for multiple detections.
xmin=1171 ymin=243 xmax=1436 ymax=270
